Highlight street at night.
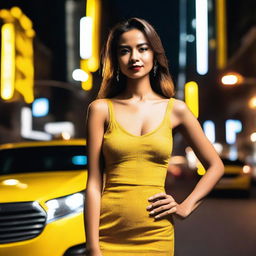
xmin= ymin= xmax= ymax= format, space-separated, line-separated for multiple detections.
xmin=1 ymin=0 xmax=256 ymax=256
xmin=169 ymin=178 xmax=256 ymax=256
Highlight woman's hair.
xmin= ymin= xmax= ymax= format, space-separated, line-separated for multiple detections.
xmin=96 ymin=17 xmax=175 ymax=99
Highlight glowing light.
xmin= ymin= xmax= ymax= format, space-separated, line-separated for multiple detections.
xmin=185 ymin=81 xmax=199 ymax=118
xmin=191 ymin=19 xmax=196 ymax=29
xmin=32 ymin=98 xmax=49 ymax=117
xmin=20 ymin=15 xmax=33 ymax=30
xmin=86 ymin=0 xmax=101 ymax=72
xmin=15 ymin=31 xmax=35 ymax=103
xmin=222 ymin=75 xmax=237 ymax=85
xmin=2 ymin=178 xmax=27 ymax=188
xmin=225 ymin=119 xmax=242 ymax=144
xmin=203 ymin=120 xmax=215 ymax=143
xmin=65 ymin=193 xmax=84 ymax=210
xmin=80 ymin=60 xmax=93 ymax=90
xmin=195 ymin=0 xmax=208 ymax=75
xmin=21 ymin=107 xmax=51 ymax=140
xmin=2 ymin=179 xmax=19 ymax=186
xmin=228 ymin=144 xmax=238 ymax=160
xmin=1 ymin=23 xmax=15 ymax=100
xmin=250 ymin=132 xmax=256 ymax=142
xmin=46 ymin=199 xmax=59 ymax=210
xmin=72 ymin=69 xmax=89 ymax=82
xmin=0 ymin=8 xmax=35 ymax=103
xmin=0 ymin=9 xmax=11 ymax=19
xmin=213 ymin=143 xmax=223 ymax=155
xmin=243 ymin=165 xmax=251 ymax=174
xmin=80 ymin=16 xmax=93 ymax=59
xmin=197 ymin=163 xmax=206 ymax=176
xmin=186 ymin=34 xmax=195 ymax=42
xmin=248 ymin=96 xmax=256 ymax=109
xmin=10 ymin=6 xmax=22 ymax=19
xmin=185 ymin=147 xmax=198 ymax=169
xmin=72 ymin=155 xmax=87 ymax=165
xmin=62 ymin=131 xmax=71 ymax=140
xmin=221 ymin=72 xmax=243 ymax=86
xmin=44 ymin=122 xmax=75 ymax=137
xmin=25 ymin=29 xmax=36 ymax=38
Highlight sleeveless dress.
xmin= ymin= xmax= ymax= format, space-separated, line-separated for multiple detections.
xmin=99 ymin=97 xmax=175 ymax=256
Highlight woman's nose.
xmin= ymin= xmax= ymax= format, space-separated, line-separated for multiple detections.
xmin=130 ymin=49 xmax=139 ymax=62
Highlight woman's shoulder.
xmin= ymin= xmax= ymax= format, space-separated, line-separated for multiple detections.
xmin=88 ymin=98 xmax=109 ymax=115
xmin=171 ymin=98 xmax=194 ymax=119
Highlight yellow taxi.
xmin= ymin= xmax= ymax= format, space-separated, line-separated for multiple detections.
xmin=0 ymin=139 xmax=87 ymax=256
xmin=214 ymin=158 xmax=252 ymax=194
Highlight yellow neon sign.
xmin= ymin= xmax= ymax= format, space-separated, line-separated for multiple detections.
xmin=86 ymin=0 xmax=101 ymax=72
xmin=81 ymin=0 xmax=101 ymax=90
xmin=1 ymin=23 xmax=15 ymax=100
xmin=185 ymin=81 xmax=199 ymax=118
xmin=216 ymin=0 xmax=227 ymax=69
xmin=0 ymin=7 xmax=35 ymax=103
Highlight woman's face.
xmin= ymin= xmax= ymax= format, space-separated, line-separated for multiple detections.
xmin=117 ymin=29 xmax=154 ymax=80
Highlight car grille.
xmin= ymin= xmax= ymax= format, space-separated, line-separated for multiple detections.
xmin=0 ymin=201 xmax=47 ymax=244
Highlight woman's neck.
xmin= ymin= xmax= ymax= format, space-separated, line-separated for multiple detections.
xmin=122 ymin=75 xmax=155 ymax=100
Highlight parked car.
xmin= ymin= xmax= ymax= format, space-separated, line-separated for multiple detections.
xmin=0 ymin=139 xmax=87 ymax=256
xmin=214 ymin=158 xmax=252 ymax=195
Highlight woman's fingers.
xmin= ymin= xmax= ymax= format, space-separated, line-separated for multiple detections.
xmin=147 ymin=193 xmax=177 ymax=219
xmin=148 ymin=193 xmax=174 ymax=202
xmin=154 ymin=206 xmax=177 ymax=219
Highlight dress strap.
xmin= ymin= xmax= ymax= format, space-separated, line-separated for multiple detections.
xmin=163 ymin=98 xmax=174 ymax=125
xmin=105 ymin=98 xmax=115 ymax=130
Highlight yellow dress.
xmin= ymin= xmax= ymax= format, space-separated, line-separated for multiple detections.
xmin=99 ymin=97 xmax=175 ymax=256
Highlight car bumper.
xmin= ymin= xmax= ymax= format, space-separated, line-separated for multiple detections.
xmin=214 ymin=174 xmax=251 ymax=190
xmin=0 ymin=212 xmax=85 ymax=256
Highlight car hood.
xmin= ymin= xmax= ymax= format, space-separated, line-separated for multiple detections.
xmin=224 ymin=165 xmax=242 ymax=174
xmin=0 ymin=171 xmax=87 ymax=204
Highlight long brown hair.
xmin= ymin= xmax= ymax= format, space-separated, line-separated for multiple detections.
xmin=97 ymin=17 xmax=175 ymax=99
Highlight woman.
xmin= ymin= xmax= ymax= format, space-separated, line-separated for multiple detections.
xmin=85 ymin=17 xmax=224 ymax=256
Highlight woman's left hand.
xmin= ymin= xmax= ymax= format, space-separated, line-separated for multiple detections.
xmin=147 ymin=192 xmax=177 ymax=220
xmin=147 ymin=192 xmax=191 ymax=219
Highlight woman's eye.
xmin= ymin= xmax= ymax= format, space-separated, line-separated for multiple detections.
xmin=119 ymin=49 xmax=129 ymax=55
xmin=139 ymin=47 xmax=148 ymax=52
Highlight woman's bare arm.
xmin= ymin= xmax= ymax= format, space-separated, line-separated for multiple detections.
xmin=147 ymin=99 xmax=224 ymax=219
xmin=174 ymin=99 xmax=224 ymax=217
xmin=84 ymin=99 xmax=107 ymax=255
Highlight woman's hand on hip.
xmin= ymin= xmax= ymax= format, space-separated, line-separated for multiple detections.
xmin=147 ymin=192 xmax=178 ymax=220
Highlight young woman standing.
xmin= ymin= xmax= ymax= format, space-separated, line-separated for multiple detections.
xmin=85 ymin=17 xmax=224 ymax=256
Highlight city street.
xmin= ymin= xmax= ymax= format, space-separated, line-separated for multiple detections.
xmin=167 ymin=178 xmax=256 ymax=256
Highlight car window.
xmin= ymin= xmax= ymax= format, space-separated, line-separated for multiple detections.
xmin=222 ymin=159 xmax=244 ymax=166
xmin=0 ymin=146 xmax=87 ymax=174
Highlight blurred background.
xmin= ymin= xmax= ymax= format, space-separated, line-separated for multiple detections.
xmin=0 ymin=0 xmax=256 ymax=256
xmin=0 ymin=0 xmax=256 ymax=167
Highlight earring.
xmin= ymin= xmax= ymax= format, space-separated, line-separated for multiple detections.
xmin=153 ymin=61 xmax=158 ymax=77
xmin=116 ymin=67 xmax=120 ymax=82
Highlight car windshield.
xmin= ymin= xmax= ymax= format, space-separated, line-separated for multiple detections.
xmin=222 ymin=159 xmax=244 ymax=166
xmin=0 ymin=145 xmax=87 ymax=174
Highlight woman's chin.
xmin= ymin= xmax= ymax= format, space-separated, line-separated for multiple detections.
xmin=126 ymin=73 xmax=150 ymax=80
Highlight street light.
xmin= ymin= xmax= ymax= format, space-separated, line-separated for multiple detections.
xmin=248 ymin=96 xmax=256 ymax=109
xmin=221 ymin=72 xmax=244 ymax=86
xmin=251 ymin=132 xmax=256 ymax=143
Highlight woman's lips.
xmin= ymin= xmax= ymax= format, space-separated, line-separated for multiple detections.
xmin=129 ymin=66 xmax=142 ymax=71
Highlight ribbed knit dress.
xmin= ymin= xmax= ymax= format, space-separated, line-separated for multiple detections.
xmin=99 ymin=97 xmax=175 ymax=256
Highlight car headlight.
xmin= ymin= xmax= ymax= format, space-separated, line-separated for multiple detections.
xmin=242 ymin=165 xmax=251 ymax=174
xmin=45 ymin=191 xmax=85 ymax=223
